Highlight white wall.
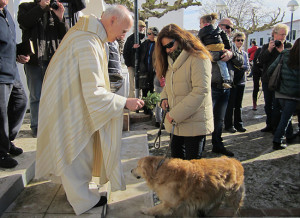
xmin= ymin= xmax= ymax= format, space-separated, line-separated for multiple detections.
xmin=248 ymin=19 xmax=300 ymax=48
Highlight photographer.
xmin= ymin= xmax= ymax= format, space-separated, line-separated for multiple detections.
xmin=17 ymin=0 xmax=69 ymax=137
xmin=258 ymin=24 xmax=292 ymax=134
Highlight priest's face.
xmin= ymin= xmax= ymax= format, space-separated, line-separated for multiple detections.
xmin=108 ymin=15 xmax=133 ymax=42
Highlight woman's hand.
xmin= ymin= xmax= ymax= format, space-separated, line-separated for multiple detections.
xmin=161 ymin=99 xmax=168 ymax=111
xmin=166 ymin=112 xmax=173 ymax=124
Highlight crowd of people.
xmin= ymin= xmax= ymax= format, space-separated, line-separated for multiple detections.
xmin=0 ymin=0 xmax=299 ymax=215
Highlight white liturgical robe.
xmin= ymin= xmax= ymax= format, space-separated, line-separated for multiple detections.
xmin=35 ymin=15 xmax=127 ymax=191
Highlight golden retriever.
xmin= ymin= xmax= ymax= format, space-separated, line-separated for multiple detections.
xmin=131 ymin=156 xmax=245 ymax=217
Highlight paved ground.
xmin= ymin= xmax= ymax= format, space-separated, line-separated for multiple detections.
xmin=130 ymin=79 xmax=300 ymax=217
xmin=1 ymin=79 xmax=300 ymax=217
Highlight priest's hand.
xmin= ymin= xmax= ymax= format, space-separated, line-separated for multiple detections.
xmin=125 ymin=98 xmax=144 ymax=111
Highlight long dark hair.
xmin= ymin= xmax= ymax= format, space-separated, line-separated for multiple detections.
xmin=288 ymin=38 xmax=299 ymax=70
xmin=154 ymin=24 xmax=211 ymax=78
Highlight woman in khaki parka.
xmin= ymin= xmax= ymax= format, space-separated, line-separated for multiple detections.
xmin=154 ymin=24 xmax=214 ymax=160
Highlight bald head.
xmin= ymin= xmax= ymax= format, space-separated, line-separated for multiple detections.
xmin=101 ymin=5 xmax=133 ymax=42
xmin=219 ymin=18 xmax=234 ymax=36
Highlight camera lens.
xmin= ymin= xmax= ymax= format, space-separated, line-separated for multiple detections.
xmin=50 ymin=0 xmax=59 ymax=10
xmin=275 ymin=40 xmax=282 ymax=47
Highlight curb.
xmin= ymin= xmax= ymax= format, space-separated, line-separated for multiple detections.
xmin=0 ymin=160 xmax=35 ymax=216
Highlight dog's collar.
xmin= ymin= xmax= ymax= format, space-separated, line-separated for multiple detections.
xmin=156 ymin=158 xmax=166 ymax=170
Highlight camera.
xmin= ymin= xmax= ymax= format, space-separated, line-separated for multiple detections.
xmin=50 ymin=0 xmax=59 ymax=10
xmin=274 ymin=40 xmax=282 ymax=47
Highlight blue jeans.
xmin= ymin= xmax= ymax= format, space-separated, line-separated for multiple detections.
xmin=24 ymin=63 xmax=48 ymax=130
xmin=217 ymin=60 xmax=230 ymax=81
xmin=0 ymin=80 xmax=27 ymax=154
xmin=211 ymin=87 xmax=230 ymax=149
xmin=273 ymin=98 xmax=298 ymax=144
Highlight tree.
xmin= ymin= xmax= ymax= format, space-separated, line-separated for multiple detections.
xmin=104 ymin=0 xmax=202 ymax=20
xmin=199 ymin=0 xmax=285 ymax=47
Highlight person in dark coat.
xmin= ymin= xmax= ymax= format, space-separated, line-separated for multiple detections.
xmin=0 ymin=0 xmax=29 ymax=168
xmin=266 ymin=38 xmax=299 ymax=150
xmin=138 ymin=27 xmax=159 ymax=115
xmin=123 ymin=20 xmax=146 ymax=98
xmin=258 ymin=24 xmax=292 ymax=133
xmin=17 ymin=0 xmax=69 ymax=137
xmin=251 ymin=47 xmax=263 ymax=110
xmin=210 ymin=18 xmax=244 ymax=157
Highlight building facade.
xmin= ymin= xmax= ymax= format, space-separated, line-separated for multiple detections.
xmin=248 ymin=19 xmax=300 ymax=47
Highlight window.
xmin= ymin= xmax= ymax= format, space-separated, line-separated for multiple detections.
xmin=287 ymin=30 xmax=297 ymax=41
xmin=260 ymin=38 xmax=264 ymax=46
xmin=250 ymin=38 xmax=255 ymax=46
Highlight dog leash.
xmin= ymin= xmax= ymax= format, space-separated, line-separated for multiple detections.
xmin=153 ymin=109 xmax=168 ymax=149
xmin=156 ymin=120 xmax=176 ymax=170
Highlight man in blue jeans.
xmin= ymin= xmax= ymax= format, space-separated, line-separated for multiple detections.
xmin=0 ymin=0 xmax=29 ymax=168
xmin=17 ymin=0 xmax=69 ymax=137
xmin=210 ymin=18 xmax=244 ymax=157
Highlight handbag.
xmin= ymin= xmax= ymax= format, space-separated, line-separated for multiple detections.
xmin=268 ymin=54 xmax=284 ymax=91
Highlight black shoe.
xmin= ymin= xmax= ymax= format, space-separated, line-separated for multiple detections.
xmin=212 ymin=147 xmax=234 ymax=157
xmin=273 ymin=142 xmax=287 ymax=150
xmin=0 ymin=154 xmax=18 ymax=168
xmin=261 ymin=126 xmax=273 ymax=132
xmin=9 ymin=142 xmax=23 ymax=156
xmin=155 ymin=122 xmax=160 ymax=128
xmin=93 ymin=196 xmax=107 ymax=208
xmin=225 ymin=127 xmax=237 ymax=133
xmin=236 ymin=126 xmax=246 ymax=132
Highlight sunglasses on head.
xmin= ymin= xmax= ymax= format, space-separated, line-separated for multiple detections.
xmin=221 ymin=24 xmax=234 ymax=31
xmin=162 ymin=39 xmax=175 ymax=50
xmin=236 ymin=39 xmax=244 ymax=42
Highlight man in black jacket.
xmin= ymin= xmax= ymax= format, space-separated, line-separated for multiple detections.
xmin=0 ymin=0 xmax=29 ymax=168
xmin=123 ymin=20 xmax=146 ymax=98
xmin=258 ymin=24 xmax=292 ymax=135
xmin=17 ymin=0 xmax=69 ymax=137
xmin=210 ymin=18 xmax=244 ymax=157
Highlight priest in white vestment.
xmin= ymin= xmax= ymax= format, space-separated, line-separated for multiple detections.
xmin=35 ymin=5 xmax=144 ymax=215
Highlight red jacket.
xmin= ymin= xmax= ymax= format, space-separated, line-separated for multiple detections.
xmin=248 ymin=45 xmax=258 ymax=61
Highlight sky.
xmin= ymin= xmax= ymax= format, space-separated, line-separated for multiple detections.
xmin=183 ymin=0 xmax=300 ymax=30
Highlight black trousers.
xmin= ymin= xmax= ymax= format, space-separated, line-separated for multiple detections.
xmin=224 ymin=85 xmax=245 ymax=129
xmin=252 ymin=70 xmax=262 ymax=102
xmin=170 ymin=134 xmax=205 ymax=160
xmin=0 ymin=80 xmax=27 ymax=155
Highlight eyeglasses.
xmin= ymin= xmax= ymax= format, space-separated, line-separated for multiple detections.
xmin=236 ymin=39 xmax=244 ymax=42
xmin=220 ymin=24 xmax=234 ymax=31
xmin=147 ymin=32 xmax=157 ymax=36
xmin=162 ymin=39 xmax=175 ymax=50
